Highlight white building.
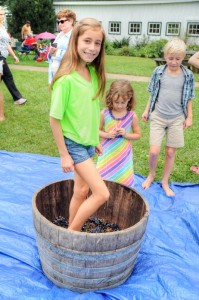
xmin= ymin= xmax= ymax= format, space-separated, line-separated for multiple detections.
xmin=53 ymin=0 xmax=199 ymax=45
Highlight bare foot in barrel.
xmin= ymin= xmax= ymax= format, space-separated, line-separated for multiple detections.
xmin=142 ymin=175 xmax=154 ymax=189
xmin=162 ymin=183 xmax=175 ymax=197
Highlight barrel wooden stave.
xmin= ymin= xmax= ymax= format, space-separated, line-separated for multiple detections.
xmin=43 ymin=270 xmax=131 ymax=293
xmin=39 ymin=249 xmax=138 ymax=280
xmin=41 ymin=259 xmax=133 ymax=291
xmin=36 ymin=232 xmax=143 ymax=271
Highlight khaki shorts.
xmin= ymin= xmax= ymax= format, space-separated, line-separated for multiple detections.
xmin=150 ymin=111 xmax=185 ymax=148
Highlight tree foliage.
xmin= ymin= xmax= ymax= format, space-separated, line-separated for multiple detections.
xmin=0 ymin=0 xmax=6 ymax=6
xmin=5 ymin=0 xmax=56 ymax=39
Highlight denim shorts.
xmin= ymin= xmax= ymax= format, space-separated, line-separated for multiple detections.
xmin=64 ymin=137 xmax=95 ymax=164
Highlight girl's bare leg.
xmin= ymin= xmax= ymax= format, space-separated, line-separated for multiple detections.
xmin=142 ymin=145 xmax=161 ymax=189
xmin=69 ymin=171 xmax=89 ymax=225
xmin=0 ymin=93 xmax=5 ymax=121
xmin=162 ymin=146 xmax=176 ymax=197
xmin=68 ymin=158 xmax=110 ymax=231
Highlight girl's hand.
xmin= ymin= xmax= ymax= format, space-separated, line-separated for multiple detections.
xmin=95 ymin=143 xmax=103 ymax=156
xmin=107 ymin=127 xmax=117 ymax=139
xmin=142 ymin=111 xmax=149 ymax=122
xmin=61 ymin=154 xmax=74 ymax=172
xmin=116 ymin=127 xmax=126 ymax=137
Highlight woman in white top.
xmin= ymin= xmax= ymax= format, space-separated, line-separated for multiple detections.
xmin=0 ymin=59 xmax=4 ymax=121
xmin=48 ymin=9 xmax=76 ymax=84
xmin=0 ymin=6 xmax=27 ymax=107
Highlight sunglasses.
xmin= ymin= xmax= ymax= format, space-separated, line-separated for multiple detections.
xmin=57 ymin=19 xmax=69 ymax=25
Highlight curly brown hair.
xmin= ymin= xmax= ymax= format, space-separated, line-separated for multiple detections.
xmin=106 ymin=80 xmax=135 ymax=111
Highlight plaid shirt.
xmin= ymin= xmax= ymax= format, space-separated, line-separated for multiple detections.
xmin=148 ymin=64 xmax=195 ymax=118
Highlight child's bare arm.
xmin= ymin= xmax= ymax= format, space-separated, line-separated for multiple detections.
xmin=142 ymin=99 xmax=150 ymax=122
xmin=95 ymin=143 xmax=103 ymax=156
xmin=188 ymin=52 xmax=199 ymax=68
xmin=50 ymin=116 xmax=74 ymax=172
xmin=99 ymin=110 xmax=117 ymax=139
xmin=184 ymin=100 xmax=192 ymax=129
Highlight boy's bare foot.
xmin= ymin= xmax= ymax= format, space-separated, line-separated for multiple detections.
xmin=142 ymin=175 xmax=154 ymax=189
xmin=162 ymin=184 xmax=175 ymax=197
xmin=190 ymin=166 xmax=199 ymax=175
xmin=0 ymin=116 xmax=5 ymax=121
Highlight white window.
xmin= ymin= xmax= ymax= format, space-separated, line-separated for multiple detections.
xmin=109 ymin=22 xmax=121 ymax=35
xmin=166 ymin=23 xmax=181 ymax=36
xmin=148 ymin=22 xmax=161 ymax=36
xmin=187 ymin=22 xmax=199 ymax=36
xmin=129 ymin=22 xmax=142 ymax=35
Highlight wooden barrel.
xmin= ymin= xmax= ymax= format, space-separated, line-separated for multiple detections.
xmin=32 ymin=179 xmax=149 ymax=293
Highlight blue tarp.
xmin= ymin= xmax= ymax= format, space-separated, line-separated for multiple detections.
xmin=0 ymin=150 xmax=199 ymax=300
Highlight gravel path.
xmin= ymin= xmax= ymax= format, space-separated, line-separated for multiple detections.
xmin=9 ymin=64 xmax=199 ymax=87
xmin=8 ymin=64 xmax=150 ymax=83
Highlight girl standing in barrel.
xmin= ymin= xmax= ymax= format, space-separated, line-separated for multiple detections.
xmin=50 ymin=18 xmax=110 ymax=231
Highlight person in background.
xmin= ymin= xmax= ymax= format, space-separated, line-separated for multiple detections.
xmin=21 ymin=32 xmax=39 ymax=55
xmin=0 ymin=6 xmax=27 ymax=105
xmin=21 ymin=21 xmax=31 ymax=40
xmin=48 ymin=9 xmax=76 ymax=84
xmin=96 ymin=79 xmax=141 ymax=187
xmin=142 ymin=38 xmax=194 ymax=197
xmin=188 ymin=51 xmax=199 ymax=175
xmin=50 ymin=18 xmax=110 ymax=231
xmin=0 ymin=59 xmax=5 ymax=121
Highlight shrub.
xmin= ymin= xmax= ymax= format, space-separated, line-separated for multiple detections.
xmin=143 ymin=39 xmax=168 ymax=58
xmin=188 ymin=44 xmax=199 ymax=51
xmin=118 ymin=46 xmax=131 ymax=56
xmin=104 ymin=40 xmax=115 ymax=55
xmin=134 ymin=34 xmax=150 ymax=49
xmin=112 ymin=37 xmax=131 ymax=48
xmin=104 ymin=38 xmax=199 ymax=59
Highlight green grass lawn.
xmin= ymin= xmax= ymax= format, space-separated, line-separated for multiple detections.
xmin=0 ymin=58 xmax=199 ymax=184
xmin=6 ymin=54 xmax=155 ymax=77
xmin=7 ymin=54 xmax=199 ymax=80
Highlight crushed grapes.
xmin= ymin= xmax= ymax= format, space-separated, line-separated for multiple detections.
xmin=53 ymin=216 xmax=120 ymax=233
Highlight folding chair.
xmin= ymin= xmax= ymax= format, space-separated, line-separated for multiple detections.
xmin=15 ymin=41 xmax=31 ymax=61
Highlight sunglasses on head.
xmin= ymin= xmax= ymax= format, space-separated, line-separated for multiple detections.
xmin=57 ymin=19 xmax=69 ymax=24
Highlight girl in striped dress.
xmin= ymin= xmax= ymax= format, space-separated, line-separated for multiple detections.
xmin=97 ymin=80 xmax=141 ymax=187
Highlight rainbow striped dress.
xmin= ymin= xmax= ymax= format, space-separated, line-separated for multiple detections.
xmin=96 ymin=108 xmax=134 ymax=187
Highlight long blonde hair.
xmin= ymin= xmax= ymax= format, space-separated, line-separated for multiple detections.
xmin=51 ymin=18 xmax=106 ymax=99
